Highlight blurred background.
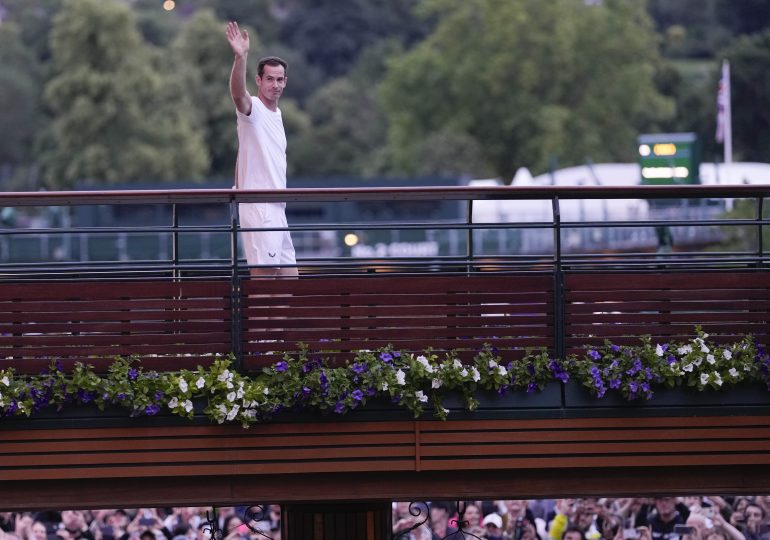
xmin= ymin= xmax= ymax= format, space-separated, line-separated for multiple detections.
xmin=1 ymin=0 xmax=769 ymax=191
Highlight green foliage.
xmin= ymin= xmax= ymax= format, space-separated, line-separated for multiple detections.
xmin=381 ymin=0 xmax=674 ymax=179
xmin=722 ymin=29 xmax=770 ymax=163
xmin=0 ymin=23 xmax=44 ymax=165
xmin=170 ymin=9 xmax=247 ymax=177
xmin=38 ymin=0 xmax=209 ymax=187
xmin=1 ymin=329 xmax=765 ymax=426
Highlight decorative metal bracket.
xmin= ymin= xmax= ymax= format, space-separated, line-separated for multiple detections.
xmin=393 ymin=501 xmax=483 ymax=540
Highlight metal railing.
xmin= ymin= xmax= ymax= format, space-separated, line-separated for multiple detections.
xmin=0 ymin=185 xmax=767 ymax=281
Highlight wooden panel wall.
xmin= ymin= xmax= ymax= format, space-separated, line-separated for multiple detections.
xmin=564 ymin=272 xmax=770 ymax=353
xmin=0 ymin=281 xmax=232 ymax=373
xmin=3 ymin=415 xmax=770 ymax=509
xmin=241 ymin=274 xmax=554 ymax=369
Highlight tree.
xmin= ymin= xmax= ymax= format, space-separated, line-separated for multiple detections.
xmin=171 ymin=9 xmax=246 ymax=177
xmin=289 ymin=40 xmax=400 ymax=177
xmin=722 ymin=29 xmax=770 ymax=163
xmin=280 ymin=0 xmax=428 ymax=77
xmin=381 ymin=0 xmax=674 ymax=179
xmin=0 ymin=23 xmax=44 ymax=166
xmin=38 ymin=0 xmax=209 ymax=187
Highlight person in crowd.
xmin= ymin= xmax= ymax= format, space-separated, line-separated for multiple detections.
xmin=645 ymin=497 xmax=690 ymax=540
xmin=429 ymin=502 xmax=457 ymax=540
xmin=740 ymin=503 xmax=767 ymax=540
xmin=483 ymin=513 xmax=505 ymax=540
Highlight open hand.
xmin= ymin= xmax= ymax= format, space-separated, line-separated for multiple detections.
xmin=226 ymin=21 xmax=249 ymax=57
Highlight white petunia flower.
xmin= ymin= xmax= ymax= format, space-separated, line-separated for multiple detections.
xmin=178 ymin=379 xmax=188 ymax=393
xmin=226 ymin=405 xmax=240 ymax=421
xmin=415 ymin=390 xmax=428 ymax=403
xmin=453 ymin=359 xmax=463 ymax=369
xmin=723 ymin=350 xmax=733 ymax=360
xmin=1 ymin=376 xmax=8 ymax=386
xmin=655 ymin=344 xmax=664 ymax=357
xmin=460 ymin=368 xmax=469 ymax=378
xmin=683 ymin=363 xmax=694 ymax=372
xmin=196 ymin=377 xmax=206 ymax=389
xmin=488 ymin=359 xmax=498 ymax=369
xmin=414 ymin=355 xmax=434 ymax=374
xmin=498 ymin=365 xmax=508 ymax=377
xmin=701 ymin=344 xmax=710 ymax=353
xmin=441 ymin=407 xmax=449 ymax=416
xmin=471 ymin=367 xmax=481 ymax=382
xmin=678 ymin=345 xmax=692 ymax=354
xmin=183 ymin=400 xmax=193 ymax=413
xmin=706 ymin=354 xmax=715 ymax=365
xmin=432 ymin=378 xmax=442 ymax=389
xmin=396 ymin=369 xmax=406 ymax=386
xmin=700 ymin=373 xmax=709 ymax=385
xmin=728 ymin=368 xmax=739 ymax=378
xmin=263 ymin=387 xmax=270 ymax=395
xmin=168 ymin=397 xmax=179 ymax=409
xmin=381 ymin=382 xmax=389 ymax=391
xmin=713 ymin=373 xmax=723 ymax=386
xmin=227 ymin=391 xmax=236 ymax=402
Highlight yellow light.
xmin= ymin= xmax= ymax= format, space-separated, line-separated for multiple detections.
xmin=653 ymin=143 xmax=677 ymax=156
xmin=639 ymin=144 xmax=651 ymax=157
xmin=163 ymin=0 xmax=175 ymax=11
xmin=344 ymin=233 xmax=359 ymax=247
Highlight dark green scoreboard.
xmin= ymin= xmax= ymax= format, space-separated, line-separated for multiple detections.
xmin=638 ymin=132 xmax=700 ymax=185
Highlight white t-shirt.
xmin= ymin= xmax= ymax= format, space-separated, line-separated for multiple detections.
xmin=235 ymin=95 xmax=287 ymax=193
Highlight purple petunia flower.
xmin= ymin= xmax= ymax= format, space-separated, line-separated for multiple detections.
xmin=351 ymin=389 xmax=364 ymax=402
xmin=334 ymin=402 xmax=346 ymax=414
xmin=128 ymin=368 xmax=138 ymax=380
xmin=275 ymin=361 xmax=288 ymax=372
xmin=588 ymin=349 xmax=601 ymax=360
xmin=351 ymin=362 xmax=367 ymax=374
xmin=609 ymin=378 xmax=621 ymax=389
xmin=379 ymin=352 xmax=393 ymax=364
xmin=144 ymin=404 xmax=161 ymax=416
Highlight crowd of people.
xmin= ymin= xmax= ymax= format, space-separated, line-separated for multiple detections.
xmin=2 ymin=497 xmax=769 ymax=540
xmin=0 ymin=507 xmax=282 ymax=540
xmin=392 ymin=496 xmax=770 ymax=540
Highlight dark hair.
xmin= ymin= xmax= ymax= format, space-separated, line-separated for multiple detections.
xmin=564 ymin=527 xmax=586 ymax=540
xmin=257 ymin=56 xmax=288 ymax=77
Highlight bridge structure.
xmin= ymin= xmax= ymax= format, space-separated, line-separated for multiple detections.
xmin=0 ymin=185 xmax=769 ymax=540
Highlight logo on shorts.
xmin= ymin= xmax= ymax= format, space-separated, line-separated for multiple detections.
xmin=268 ymin=252 xmax=276 ymax=258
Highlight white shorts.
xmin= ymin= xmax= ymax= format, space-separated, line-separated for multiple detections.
xmin=239 ymin=203 xmax=296 ymax=267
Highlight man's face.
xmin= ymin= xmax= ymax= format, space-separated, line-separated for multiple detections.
xmin=256 ymin=64 xmax=286 ymax=104
xmin=746 ymin=506 xmax=764 ymax=527
xmin=656 ymin=498 xmax=676 ymax=518
xmin=564 ymin=531 xmax=583 ymax=540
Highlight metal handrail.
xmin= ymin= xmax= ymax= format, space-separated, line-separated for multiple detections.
xmin=0 ymin=185 xmax=767 ymax=279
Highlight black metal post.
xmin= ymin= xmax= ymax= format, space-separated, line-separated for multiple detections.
xmin=230 ymin=197 xmax=242 ymax=371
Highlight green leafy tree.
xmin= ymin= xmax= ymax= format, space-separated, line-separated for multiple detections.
xmin=381 ymin=0 xmax=674 ymax=179
xmin=38 ymin=0 xmax=208 ymax=187
xmin=721 ymin=29 xmax=770 ymax=163
xmin=280 ymin=0 xmax=428 ymax=77
xmin=0 ymin=23 xmax=44 ymax=167
xmin=171 ymin=9 xmax=246 ymax=178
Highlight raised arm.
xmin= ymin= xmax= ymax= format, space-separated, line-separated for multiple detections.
xmin=226 ymin=21 xmax=252 ymax=116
